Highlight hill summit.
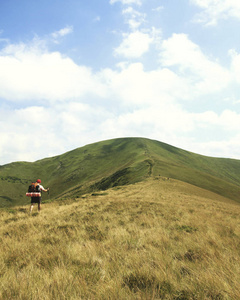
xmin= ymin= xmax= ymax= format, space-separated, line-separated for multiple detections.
xmin=0 ymin=137 xmax=240 ymax=207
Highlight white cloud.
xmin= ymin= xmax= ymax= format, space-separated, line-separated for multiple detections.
xmin=97 ymin=104 xmax=195 ymax=148
xmin=114 ymin=30 xmax=153 ymax=58
xmin=0 ymin=102 xmax=112 ymax=163
xmin=2 ymin=97 xmax=240 ymax=164
xmin=110 ymin=0 xmax=142 ymax=5
xmin=218 ymin=110 xmax=240 ymax=130
xmin=122 ymin=7 xmax=146 ymax=30
xmin=96 ymin=105 xmax=240 ymax=160
xmin=51 ymin=26 xmax=73 ymax=39
xmin=190 ymin=136 xmax=240 ymax=159
xmin=229 ymin=49 xmax=240 ymax=84
xmin=0 ymin=106 xmax=58 ymax=163
xmin=101 ymin=62 xmax=189 ymax=106
xmin=0 ymin=41 xmax=105 ymax=102
xmin=191 ymin=0 xmax=240 ymax=25
xmin=159 ymin=33 xmax=231 ymax=96
xmin=194 ymin=109 xmax=240 ymax=131
xmin=152 ymin=6 xmax=164 ymax=12
xmin=0 ymin=29 xmax=240 ymax=164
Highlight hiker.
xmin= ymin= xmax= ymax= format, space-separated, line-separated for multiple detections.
xmin=30 ymin=179 xmax=49 ymax=213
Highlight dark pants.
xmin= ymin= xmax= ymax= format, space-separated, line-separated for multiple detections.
xmin=31 ymin=197 xmax=41 ymax=204
xmin=30 ymin=197 xmax=42 ymax=212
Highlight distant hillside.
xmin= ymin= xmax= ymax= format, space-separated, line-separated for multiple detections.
xmin=0 ymin=137 xmax=240 ymax=207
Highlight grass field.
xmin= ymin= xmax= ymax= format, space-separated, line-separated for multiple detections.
xmin=0 ymin=177 xmax=240 ymax=299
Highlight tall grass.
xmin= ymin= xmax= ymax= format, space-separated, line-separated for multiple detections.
xmin=0 ymin=177 xmax=239 ymax=299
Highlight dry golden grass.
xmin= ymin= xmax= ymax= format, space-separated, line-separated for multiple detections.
xmin=0 ymin=177 xmax=240 ymax=299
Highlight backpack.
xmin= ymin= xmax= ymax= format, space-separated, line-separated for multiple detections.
xmin=26 ymin=182 xmax=41 ymax=197
xmin=28 ymin=182 xmax=40 ymax=192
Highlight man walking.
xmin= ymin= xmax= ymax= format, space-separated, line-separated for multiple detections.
xmin=30 ymin=179 xmax=49 ymax=213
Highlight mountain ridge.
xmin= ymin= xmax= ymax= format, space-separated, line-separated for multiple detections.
xmin=0 ymin=137 xmax=240 ymax=207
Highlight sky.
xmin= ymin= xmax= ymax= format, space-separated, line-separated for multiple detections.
xmin=0 ymin=0 xmax=240 ymax=165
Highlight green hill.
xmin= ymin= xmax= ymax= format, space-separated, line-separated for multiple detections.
xmin=1 ymin=137 xmax=240 ymax=207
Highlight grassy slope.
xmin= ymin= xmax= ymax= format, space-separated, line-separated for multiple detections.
xmin=146 ymin=139 xmax=240 ymax=201
xmin=0 ymin=178 xmax=239 ymax=299
xmin=0 ymin=138 xmax=146 ymax=207
xmin=0 ymin=137 xmax=240 ymax=208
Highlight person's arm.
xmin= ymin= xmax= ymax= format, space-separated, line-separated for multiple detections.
xmin=40 ymin=185 xmax=49 ymax=192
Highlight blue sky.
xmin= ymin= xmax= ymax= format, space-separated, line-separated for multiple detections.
xmin=0 ymin=0 xmax=240 ymax=164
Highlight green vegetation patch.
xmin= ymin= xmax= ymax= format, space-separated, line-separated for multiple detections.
xmin=85 ymin=225 xmax=106 ymax=241
xmin=176 ymin=225 xmax=198 ymax=233
xmin=123 ymin=273 xmax=173 ymax=297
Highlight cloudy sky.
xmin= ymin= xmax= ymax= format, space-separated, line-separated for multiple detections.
xmin=0 ymin=0 xmax=240 ymax=165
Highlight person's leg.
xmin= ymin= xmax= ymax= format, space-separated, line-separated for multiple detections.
xmin=30 ymin=197 xmax=37 ymax=213
xmin=30 ymin=203 xmax=34 ymax=213
xmin=37 ymin=197 xmax=42 ymax=212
